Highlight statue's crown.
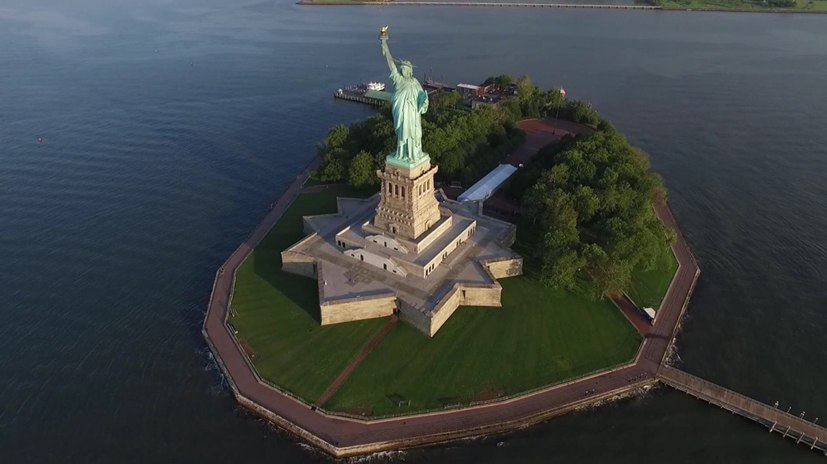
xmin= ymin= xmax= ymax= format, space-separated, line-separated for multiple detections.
xmin=395 ymin=59 xmax=416 ymax=68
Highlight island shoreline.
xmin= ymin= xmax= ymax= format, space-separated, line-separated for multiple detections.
xmin=296 ymin=1 xmax=827 ymax=14
xmin=201 ymin=143 xmax=703 ymax=457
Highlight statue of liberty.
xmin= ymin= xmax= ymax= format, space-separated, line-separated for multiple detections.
xmin=379 ymin=27 xmax=429 ymax=165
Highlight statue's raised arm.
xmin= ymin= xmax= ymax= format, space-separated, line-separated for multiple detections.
xmin=379 ymin=27 xmax=399 ymax=79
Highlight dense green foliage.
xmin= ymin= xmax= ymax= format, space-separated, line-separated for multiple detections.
xmin=520 ymin=130 xmax=674 ymax=297
xmin=230 ymin=188 xmax=387 ymax=401
xmin=483 ymin=74 xmax=514 ymax=88
xmin=648 ymin=0 xmax=797 ymax=7
xmin=314 ymin=103 xmax=525 ymax=187
xmin=314 ymin=74 xmax=601 ymax=187
xmin=326 ymin=274 xmax=641 ymax=416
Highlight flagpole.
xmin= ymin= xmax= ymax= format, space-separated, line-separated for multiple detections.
xmin=556 ymin=88 xmax=566 ymax=122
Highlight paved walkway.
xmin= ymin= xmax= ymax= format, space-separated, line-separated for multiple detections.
xmin=505 ymin=119 xmax=594 ymax=167
xmin=203 ymin=150 xmax=700 ymax=455
xmin=611 ymin=292 xmax=653 ymax=337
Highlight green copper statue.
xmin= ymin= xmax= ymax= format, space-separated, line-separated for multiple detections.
xmin=379 ymin=26 xmax=429 ymax=167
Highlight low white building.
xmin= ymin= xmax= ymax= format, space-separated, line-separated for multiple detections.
xmin=458 ymin=164 xmax=517 ymax=202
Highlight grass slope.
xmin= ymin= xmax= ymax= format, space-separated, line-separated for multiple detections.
xmin=627 ymin=249 xmax=679 ymax=311
xmin=230 ymin=187 xmax=386 ymax=402
xmin=325 ymin=276 xmax=642 ymax=416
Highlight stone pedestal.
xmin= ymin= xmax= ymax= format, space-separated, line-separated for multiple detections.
xmin=374 ymin=158 xmax=441 ymax=240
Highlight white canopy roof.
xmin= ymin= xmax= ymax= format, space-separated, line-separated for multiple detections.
xmin=457 ymin=164 xmax=518 ymax=202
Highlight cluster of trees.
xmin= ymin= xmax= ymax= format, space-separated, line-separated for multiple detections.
xmin=314 ymin=81 xmax=533 ymax=187
xmin=486 ymin=75 xmax=600 ymax=127
xmin=647 ymin=0 xmax=796 ymax=7
xmin=314 ymin=73 xmax=608 ymax=188
xmin=764 ymin=0 xmax=797 ymax=7
xmin=517 ymin=127 xmax=673 ymax=297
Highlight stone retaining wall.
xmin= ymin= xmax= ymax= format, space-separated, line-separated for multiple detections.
xmin=485 ymin=257 xmax=523 ymax=279
xmin=320 ymin=292 xmax=397 ymax=325
xmin=281 ymin=251 xmax=317 ymax=278
xmin=398 ymin=299 xmax=430 ymax=334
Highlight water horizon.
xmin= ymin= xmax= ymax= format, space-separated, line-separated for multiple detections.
xmin=1 ymin=1 xmax=826 ymax=462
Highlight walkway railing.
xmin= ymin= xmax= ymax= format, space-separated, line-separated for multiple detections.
xmin=659 ymin=366 xmax=827 ymax=454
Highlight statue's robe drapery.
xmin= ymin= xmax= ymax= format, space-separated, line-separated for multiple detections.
xmin=389 ymin=67 xmax=428 ymax=161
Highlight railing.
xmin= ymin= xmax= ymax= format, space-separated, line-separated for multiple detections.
xmin=659 ymin=366 xmax=827 ymax=454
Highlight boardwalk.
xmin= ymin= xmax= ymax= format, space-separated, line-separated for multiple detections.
xmin=659 ymin=366 xmax=827 ymax=454
xmin=202 ymin=146 xmax=702 ymax=456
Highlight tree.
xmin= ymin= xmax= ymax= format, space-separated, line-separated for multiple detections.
xmin=348 ymin=151 xmax=377 ymax=188
xmin=522 ymin=131 xmax=672 ymax=297
xmin=494 ymin=74 xmax=513 ymax=88
xmin=324 ymin=124 xmax=349 ymax=149
xmin=543 ymin=87 xmax=566 ymax=113
xmin=430 ymin=91 xmax=463 ymax=112
xmin=516 ymin=75 xmax=532 ymax=95
xmin=565 ymin=100 xmax=600 ymax=127
xmin=318 ymin=150 xmax=346 ymax=182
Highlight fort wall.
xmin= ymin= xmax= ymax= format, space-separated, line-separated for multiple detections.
xmin=321 ymin=293 xmax=397 ymax=325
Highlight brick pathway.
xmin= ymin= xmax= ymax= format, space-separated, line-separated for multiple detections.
xmin=315 ymin=315 xmax=399 ymax=408
xmin=611 ymin=293 xmax=654 ymax=337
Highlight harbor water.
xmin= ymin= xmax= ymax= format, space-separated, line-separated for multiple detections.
xmin=1 ymin=1 xmax=826 ymax=462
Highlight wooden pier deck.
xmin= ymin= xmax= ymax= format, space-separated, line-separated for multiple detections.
xmin=334 ymin=92 xmax=387 ymax=107
xmin=659 ymin=366 xmax=827 ymax=455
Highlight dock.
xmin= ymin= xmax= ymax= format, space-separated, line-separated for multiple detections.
xmin=659 ymin=366 xmax=827 ymax=454
xmin=334 ymin=90 xmax=389 ymax=107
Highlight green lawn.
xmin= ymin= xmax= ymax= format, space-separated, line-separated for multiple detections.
xmin=324 ymin=276 xmax=642 ymax=416
xmin=798 ymin=0 xmax=827 ymax=9
xmin=230 ymin=186 xmax=386 ymax=402
xmin=627 ymin=250 xmax=679 ymax=311
xmin=232 ymin=186 xmax=652 ymax=415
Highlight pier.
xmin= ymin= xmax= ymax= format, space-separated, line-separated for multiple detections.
xmin=659 ymin=366 xmax=827 ymax=454
xmin=334 ymin=89 xmax=389 ymax=107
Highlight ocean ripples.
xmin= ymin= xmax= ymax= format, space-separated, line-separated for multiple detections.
xmin=1 ymin=3 xmax=827 ymax=463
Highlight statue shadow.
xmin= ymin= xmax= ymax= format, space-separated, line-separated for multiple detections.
xmin=252 ymin=233 xmax=323 ymax=324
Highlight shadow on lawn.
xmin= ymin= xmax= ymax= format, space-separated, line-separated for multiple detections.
xmin=252 ymin=232 xmax=323 ymax=324
xmin=249 ymin=186 xmax=379 ymax=325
